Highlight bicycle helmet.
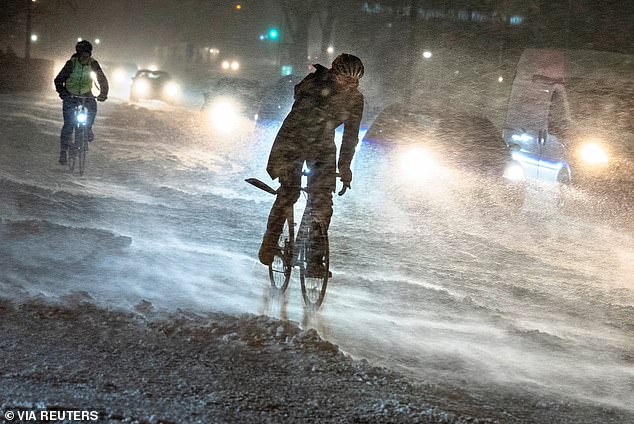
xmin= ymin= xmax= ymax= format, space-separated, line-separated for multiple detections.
xmin=75 ymin=40 xmax=93 ymax=55
xmin=331 ymin=53 xmax=364 ymax=80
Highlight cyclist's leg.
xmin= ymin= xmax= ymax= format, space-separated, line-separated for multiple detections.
xmin=59 ymin=99 xmax=74 ymax=164
xmin=306 ymin=141 xmax=336 ymax=226
xmin=259 ymin=166 xmax=302 ymax=265
xmin=305 ymin=146 xmax=336 ymax=273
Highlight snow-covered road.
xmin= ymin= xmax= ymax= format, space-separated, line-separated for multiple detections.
xmin=1 ymin=93 xmax=632 ymax=415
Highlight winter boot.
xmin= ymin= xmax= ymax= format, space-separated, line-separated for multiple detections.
xmin=258 ymin=231 xmax=279 ymax=265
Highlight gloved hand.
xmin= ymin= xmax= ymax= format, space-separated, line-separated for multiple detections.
xmin=58 ymin=90 xmax=70 ymax=100
xmin=339 ymin=165 xmax=352 ymax=189
xmin=96 ymin=94 xmax=107 ymax=102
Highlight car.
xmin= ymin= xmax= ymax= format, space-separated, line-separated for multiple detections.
xmin=254 ymin=74 xmax=304 ymax=130
xmin=503 ymin=49 xmax=633 ymax=213
xmin=129 ymin=69 xmax=180 ymax=103
xmin=356 ymin=103 xmax=526 ymax=211
xmin=100 ymin=62 xmax=138 ymax=99
xmin=201 ymin=77 xmax=263 ymax=134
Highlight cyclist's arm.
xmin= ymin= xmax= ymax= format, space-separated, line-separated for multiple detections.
xmin=91 ymin=60 xmax=109 ymax=97
xmin=54 ymin=60 xmax=73 ymax=96
xmin=337 ymin=92 xmax=364 ymax=172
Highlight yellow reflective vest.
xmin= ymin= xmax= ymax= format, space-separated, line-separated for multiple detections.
xmin=54 ymin=54 xmax=109 ymax=97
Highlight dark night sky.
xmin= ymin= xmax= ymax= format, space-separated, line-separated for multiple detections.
xmin=24 ymin=0 xmax=282 ymax=64
xmin=7 ymin=0 xmax=633 ymax=68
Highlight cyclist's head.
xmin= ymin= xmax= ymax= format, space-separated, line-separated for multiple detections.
xmin=75 ymin=40 xmax=93 ymax=56
xmin=331 ymin=54 xmax=364 ymax=81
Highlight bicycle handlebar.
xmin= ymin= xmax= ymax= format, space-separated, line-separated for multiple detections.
xmin=246 ymin=172 xmax=350 ymax=196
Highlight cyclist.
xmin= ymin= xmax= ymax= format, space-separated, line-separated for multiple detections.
xmin=258 ymin=53 xmax=365 ymax=274
xmin=54 ymin=40 xmax=108 ymax=165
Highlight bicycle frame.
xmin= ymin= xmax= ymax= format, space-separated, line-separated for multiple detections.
xmin=68 ymin=95 xmax=93 ymax=176
xmin=246 ymin=174 xmax=338 ymax=307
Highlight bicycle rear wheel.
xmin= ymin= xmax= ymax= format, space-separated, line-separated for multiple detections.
xmin=298 ymin=219 xmax=330 ymax=308
xmin=268 ymin=219 xmax=292 ymax=291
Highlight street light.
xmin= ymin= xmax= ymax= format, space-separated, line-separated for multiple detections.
xmin=423 ymin=51 xmax=432 ymax=59
xmin=94 ymin=38 xmax=101 ymax=45
xmin=30 ymin=34 xmax=38 ymax=42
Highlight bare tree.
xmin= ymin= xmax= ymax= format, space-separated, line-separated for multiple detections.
xmin=280 ymin=0 xmax=320 ymax=72
xmin=315 ymin=0 xmax=338 ymax=62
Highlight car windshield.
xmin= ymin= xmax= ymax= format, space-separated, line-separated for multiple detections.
xmin=365 ymin=104 xmax=436 ymax=142
xmin=136 ymin=70 xmax=170 ymax=79
xmin=206 ymin=78 xmax=262 ymax=103
xmin=257 ymin=76 xmax=303 ymax=119
xmin=564 ymin=52 xmax=634 ymax=147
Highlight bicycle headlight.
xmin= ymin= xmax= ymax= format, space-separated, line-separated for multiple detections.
xmin=77 ymin=112 xmax=88 ymax=124
xmin=578 ymin=142 xmax=609 ymax=166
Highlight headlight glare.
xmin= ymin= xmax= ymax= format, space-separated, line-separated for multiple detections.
xmin=579 ymin=143 xmax=608 ymax=165
xmin=134 ymin=80 xmax=150 ymax=96
xmin=397 ymin=147 xmax=440 ymax=181
xmin=163 ymin=81 xmax=180 ymax=97
xmin=208 ymin=98 xmax=240 ymax=133
xmin=504 ymin=162 xmax=525 ymax=181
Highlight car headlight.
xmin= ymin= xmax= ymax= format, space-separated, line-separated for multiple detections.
xmin=134 ymin=80 xmax=150 ymax=96
xmin=163 ymin=81 xmax=180 ymax=98
xmin=578 ymin=142 xmax=609 ymax=166
xmin=397 ymin=147 xmax=441 ymax=181
xmin=113 ymin=68 xmax=128 ymax=83
xmin=207 ymin=97 xmax=240 ymax=133
xmin=503 ymin=161 xmax=525 ymax=182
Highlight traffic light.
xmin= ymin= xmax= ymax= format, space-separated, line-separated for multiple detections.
xmin=268 ymin=28 xmax=279 ymax=40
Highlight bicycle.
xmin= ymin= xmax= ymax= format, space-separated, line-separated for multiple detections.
xmin=67 ymin=95 xmax=94 ymax=176
xmin=246 ymin=173 xmax=347 ymax=308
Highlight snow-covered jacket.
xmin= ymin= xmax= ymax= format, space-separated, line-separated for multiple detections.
xmin=54 ymin=54 xmax=109 ymax=97
xmin=266 ymin=64 xmax=364 ymax=180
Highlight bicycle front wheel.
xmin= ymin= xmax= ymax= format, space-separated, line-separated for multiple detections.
xmin=268 ymin=219 xmax=293 ymax=291
xmin=77 ymin=128 xmax=87 ymax=176
xmin=298 ymin=219 xmax=330 ymax=308
xmin=68 ymin=134 xmax=77 ymax=174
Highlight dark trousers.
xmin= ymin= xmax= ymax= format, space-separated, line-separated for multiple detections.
xmin=60 ymin=96 xmax=97 ymax=151
xmin=264 ymin=151 xmax=337 ymax=248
